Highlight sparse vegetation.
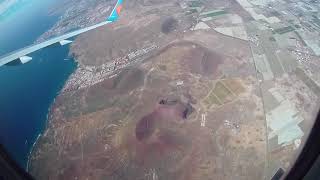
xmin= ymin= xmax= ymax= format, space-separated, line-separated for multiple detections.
xmin=213 ymin=81 xmax=233 ymax=103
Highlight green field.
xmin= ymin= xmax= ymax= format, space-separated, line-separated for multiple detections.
xmin=200 ymin=10 xmax=227 ymax=18
xmin=274 ymin=26 xmax=295 ymax=34
xmin=188 ymin=0 xmax=202 ymax=7
xmin=204 ymin=91 xmax=221 ymax=107
xmin=213 ymin=82 xmax=232 ymax=103
xmin=204 ymin=81 xmax=237 ymax=107
xmin=222 ymin=79 xmax=245 ymax=95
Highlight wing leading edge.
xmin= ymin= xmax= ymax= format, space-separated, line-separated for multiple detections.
xmin=0 ymin=0 xmax=124 ymax=67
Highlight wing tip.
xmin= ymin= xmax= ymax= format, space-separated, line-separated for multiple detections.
xmin=106 ymin=0 xmax=123 ymax=22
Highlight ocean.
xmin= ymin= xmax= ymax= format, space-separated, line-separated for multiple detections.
xmin=0 ymin=0 xmax=76 ymax=168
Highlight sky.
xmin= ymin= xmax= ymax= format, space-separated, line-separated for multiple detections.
xmin=0 ymin=0 xmax=17 ymax=14
xmin=0 ymin=0 xmax=29 ymax=21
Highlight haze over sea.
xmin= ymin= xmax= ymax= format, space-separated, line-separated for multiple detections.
xmin=0 ymin=0 xmax=76 ymax=168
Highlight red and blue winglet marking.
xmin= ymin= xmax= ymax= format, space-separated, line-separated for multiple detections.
xmin=107 ymin=0 xmax=123 ymax=22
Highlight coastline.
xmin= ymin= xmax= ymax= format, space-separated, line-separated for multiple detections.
xmin=26 ymin=93 xmax=57 ymax=172
xmin=25 ymin=41 xmax=160 ymax=170
xmin=26 ymin=133 xmax=41 ymax=172
xmin=26 ymin=54 xmax=79 ymax=171
xmin=0 ymin=0 xmax=97 ymax=170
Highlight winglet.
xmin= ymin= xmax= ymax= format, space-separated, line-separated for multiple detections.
xmin=107 ymin=0 xmax=123 ymax=22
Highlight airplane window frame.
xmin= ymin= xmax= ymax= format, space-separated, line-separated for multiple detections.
xmin=1 ymin=110 xmax=320 ymax=180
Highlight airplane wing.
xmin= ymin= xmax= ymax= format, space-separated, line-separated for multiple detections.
xmin=0 ymin=0 xmax=124 ymax=67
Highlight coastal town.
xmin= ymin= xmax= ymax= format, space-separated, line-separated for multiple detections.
xmin=62 ymin=44 xmax=158 ymax=92
xmin=27 ymin=0 xmax=320 ymax=179
xmin=36 ymin=0 xmax=116 ymax=43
